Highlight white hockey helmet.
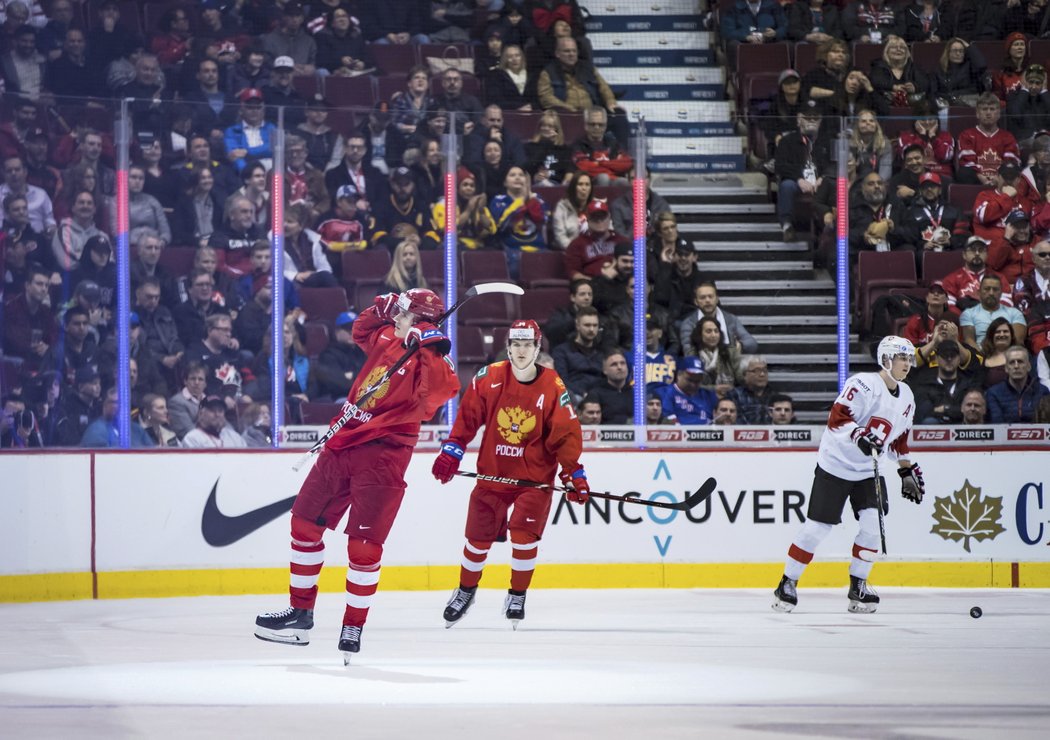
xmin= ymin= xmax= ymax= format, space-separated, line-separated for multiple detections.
xmin=876 ymin=335 xmax=917 ymax=371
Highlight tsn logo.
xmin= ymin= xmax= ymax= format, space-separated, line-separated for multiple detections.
xmin=734 ymin=430 xmax=769 ymax=442
xmin=647 ymin=429 xmax=683 ymax=443
xmin=1008 ymin=428 xmax=1046 ymax=440
xmin=912 ymin=429 xmax=950 ymax=441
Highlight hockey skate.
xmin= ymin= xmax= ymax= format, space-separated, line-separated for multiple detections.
xmin=772 ymin=575 xmax=798 ymax=613
xmin=338 ymin=625 xmax=363 ymax=665
xmin=255 ymin=606 xmax=313 ymax=645
xmin=847 ymin=576 xmax=880 ymax=613
xmin=443 ymin=585 xmax=477 ymax=628
xmin=503 ymin=590 xmax=526 ymax=629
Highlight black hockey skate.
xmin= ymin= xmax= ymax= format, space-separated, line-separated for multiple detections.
xmin=254 ymin=606 xmax=313 ymax=645
xmin=443 ymin=585 xmax=477 ymax=628
xmin=772 ymin=575 xmax=798 ymax=613
xmin=339 ymin=625 xmax=363 ymax=665
xmin=503 ymin=590 xmax=526 ymax=629
xmin=847 ymin=575 xmax=880 ymax=613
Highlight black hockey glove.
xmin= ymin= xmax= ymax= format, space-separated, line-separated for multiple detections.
xmin=851 ymin=428 xmax=882 ymax=457
xmin=898 ymin=463 xmax=925 ymax=504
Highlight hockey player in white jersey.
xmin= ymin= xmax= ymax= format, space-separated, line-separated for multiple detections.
xmin=772 ymin=336 xmax=926 ymax=613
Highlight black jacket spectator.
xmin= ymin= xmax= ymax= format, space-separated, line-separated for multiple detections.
xmin=774 ymin=128 xmax=834 ymax=181
xmin=1005 ymin=84 xmax=1050 ymax=142
xmin=901 ymin=4 xmax=947 ymax=42
xmin=869 ymin=59 xmax=930 ymax=106
xmin=787 ymin=1 xmax=844 ymax=42
xmin=930 ymin=41 xmax=990 ymax=104
xmin=842 ymin=0 xmax=901 ymax=42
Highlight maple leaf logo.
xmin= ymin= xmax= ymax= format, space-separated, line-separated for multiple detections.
xmin=930 ymin=480 xmax=1007 ymax=553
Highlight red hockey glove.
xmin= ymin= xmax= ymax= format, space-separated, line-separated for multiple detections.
xmin=432 ymin=441 xmax=464 ymax=484
xmin=524 ymin=197 xmax=544 ymax=223
xmin=559 ymin=465 xmax=590 ymax=504
xmin=898 ymin=463 xmax=925 ymax=504
xmin=405 ymin=322 xmax=451 ymax=354
xmin=374 ymin=292 xmax=399 ymax=321
xmin=851 ymin=428 xmax=883 ymax=457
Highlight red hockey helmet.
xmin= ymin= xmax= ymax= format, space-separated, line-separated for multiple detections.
xmin=507 ymin=319 xmax=542 ymax=346
xmin=396 ymin=288 xmax=445 ymax=321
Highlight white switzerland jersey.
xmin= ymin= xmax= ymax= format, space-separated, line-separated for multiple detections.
xmin=816 ymin=372 xmax=915 ymax=481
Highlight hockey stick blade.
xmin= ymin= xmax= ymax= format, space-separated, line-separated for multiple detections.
xmin=454 ymin=472 xmax=717 ymax=511
xmin=467 ymin=281 xmax=524 ymax=297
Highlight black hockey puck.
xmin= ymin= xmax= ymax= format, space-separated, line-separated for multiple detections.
xmin=970 ymin=606 xmax=983 ymax=619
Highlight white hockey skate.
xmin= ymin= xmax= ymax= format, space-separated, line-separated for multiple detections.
xmin=254 ymin=606 xmax=313 ymax=645
xmin=772 ymin=575 xmax=798 ymax=613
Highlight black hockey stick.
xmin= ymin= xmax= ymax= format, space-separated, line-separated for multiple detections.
xmin=871 ymin=452 xmax=888 ymax=554
xmin=454 ymin=471 xmax=717 ymax=511
xmin=291 ymin=282 xmax=524 ymax=471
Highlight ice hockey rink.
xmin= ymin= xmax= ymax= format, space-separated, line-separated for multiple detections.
xmin=1 ymin=588 xmax=1047 ymax=739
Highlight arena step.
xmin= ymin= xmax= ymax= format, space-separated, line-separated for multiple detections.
xmin=585 ymin=16 xmax=711 ymax=33
xmin=587 ymin=0 xmax=706 ymax=14
xmin=673 ymin=202 xmax=775 ymax=216
xmin=715 ymin=278 xmax=835 ymax=292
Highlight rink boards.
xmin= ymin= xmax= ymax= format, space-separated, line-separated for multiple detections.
xmin=1 ymin=449 xmax=1048 ymax=601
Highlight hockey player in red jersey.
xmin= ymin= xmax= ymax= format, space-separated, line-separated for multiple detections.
xmin=772 ymin=336 xmax=926 ymax=615
xmin=255 ymin=288 xmax=459 ymax=661
xmin=431 ymin=319 xmax=589 ymax=628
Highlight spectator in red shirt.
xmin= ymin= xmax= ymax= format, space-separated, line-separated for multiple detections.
xmin=563 ymin=199 xmax=628 ymax=280
xmin=570 ymin=107 xmax=633 ymax=186
xmin=942 ymin=236 xmax=1012 ymax=311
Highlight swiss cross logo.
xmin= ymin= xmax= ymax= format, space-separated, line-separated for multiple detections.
xmin=913 ymin=429 xmax=950 ymax=441
xmin=647 ymin=429 xmax=683 ymax=443
xmin=734 ymin=429 xmax=769 ymax=442
xmin=581 ymin=429 xmax=597 ymax=443
xmin=1008 ymin=428 xmax=1046 ymax=440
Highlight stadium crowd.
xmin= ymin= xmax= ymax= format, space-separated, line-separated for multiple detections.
xmin=1 ymin=0 xmax=1049 ymax=448
xmin=736 ymin=0 xmax=1050 ymax=423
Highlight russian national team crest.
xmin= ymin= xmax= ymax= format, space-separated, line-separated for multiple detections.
xmin=355 ymin=365 xmax=390 ymax=410
xmin=497 ymin=406 xmax=536 ymax=444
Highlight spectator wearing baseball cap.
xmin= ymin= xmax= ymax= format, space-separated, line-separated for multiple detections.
xmin=563 ymin=199 xmax=630 ymax=280
xmin=1005 ymin=64 xmax=1050 ymax=144
xmin=774 ymin=98 xmax=832 ymax=242
xmin=987 ymin=207 xmax=1040 ymax=284
xmin=182 ymin=395 xmax=247 ymax=448
xmin=913 ymin=339 xmax=981 ymax=424
xmin=367 ymin=166 xmax=429 ymax=249
xmin=903 ymin=280 xmax=966 ymax=366
xmin=650 ymin=355 xmax=718 ymax=425
xmin=896 ymin=170 xmax=964 ymax=259
xmin=261 ymin=2 xmax=317 ymax=77
xmin=224 ymin=89 xmax=277 ymax=172
xmin=971 ymin=160 xmax=1034 ymax=244
xmin=316 ymin=310 xmax=368 ymax=400
xmin=262 ymin=56 xmax=307 ymax=127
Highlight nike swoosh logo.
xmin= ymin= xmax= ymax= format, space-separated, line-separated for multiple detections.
xmin=525 ymin=518 xmax=536 ymax=522
xmin=201 ymin=478 xmax=295 ymax=547
xmin=491 ymin=383 xmax=502 ymax=388
xmin=358 ymin=525 xmax=371 ymax=530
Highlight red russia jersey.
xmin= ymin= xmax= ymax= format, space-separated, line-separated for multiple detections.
xmin=972 ymin=188 xmax=1034 ymax=241
xmin=956 ymin=127 xmax=1020 ymax=174
xmin=448 ymin=361 xmax=584 ymax=493
xmin=324 ymin=306 xmax=459 ymax=451
xmin=818 ymin=372 xmax=915 ymax=481
xmin=941 ymin=266 xmax=1013 ymax=307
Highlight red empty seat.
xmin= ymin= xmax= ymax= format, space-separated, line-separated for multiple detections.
xmin=341 ymin=249 xmax=392 ymax=286
xmin=534 ymin=186 xmax=567 ymax=207
xmin=300 ymin=401 xmax=341 ymax=425
xmin=880 ymin=107 xmax=914 ymax=140
xmin=970 ymin=40 xmax=1003 ymax=72
xmin=299 ymin=286 xmax=350 ymax=323
xmin=857 ymin=251 xmax=918 ymax=331
xmin=368 ymin=43 xmax=418 ymax=76
xmin=910 ymin=42 xmax=946 ymax=74
xmin=302 ymin=320 xmax=330 ymax=358
xmin=521 ymin=287 xmax=571 ymax=323
xmin=947 ymin=184 xmax=984 ymax=215
xmin=456 ymin=325 xmax=489 ymax=363
xmin=561 ymin=112 xmax=585 ymax=144
xmin=851 ymin=42 xmax=885 ymax=76
xmin=324 ymin=75 xmax=376 ymax=111
xmin=519 ymin=251 xmax=569 ymax=289
xmin=420 ymin=250 xmax=449 ymax=285
xmin=502 ymin=111 xmax=537 ymax=140
xmin=457 ymin=292 xmax=519 ymax=327
xmin=461 ymin=250 xmax=510 ymax=284
xmin=793 ymin=43 xmax=818 ymax=77
xmin=353 ymin=281 xmax=383 ymax=311
xmin=1031 ymin=39 xmax=1050 ymax=67
xmin=157 ymin=246 xmax=197 ymax=277
xmin=376 ymin=74 xmax=406 ymax=106
xmin=922 ymin=250 xmax=962 ymax=286
xmin=947 ymin=105 xmax=977 ymax=137
xmin=735 ymin=41 xmax=790 ymax=81
xmin=292 ymin=75 xmax=320 ymax=99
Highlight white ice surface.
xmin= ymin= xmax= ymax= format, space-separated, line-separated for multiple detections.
xmin=1 ymin=588 xmax=1047 ymax=739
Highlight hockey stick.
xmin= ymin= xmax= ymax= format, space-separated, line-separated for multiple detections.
xmin=291 ymin=282 xmax=524 ymax=471
xmin=871 ymin=452 xmax=888 ymax=554
xmin=454 ymin=471 xmax=717 ymax=511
